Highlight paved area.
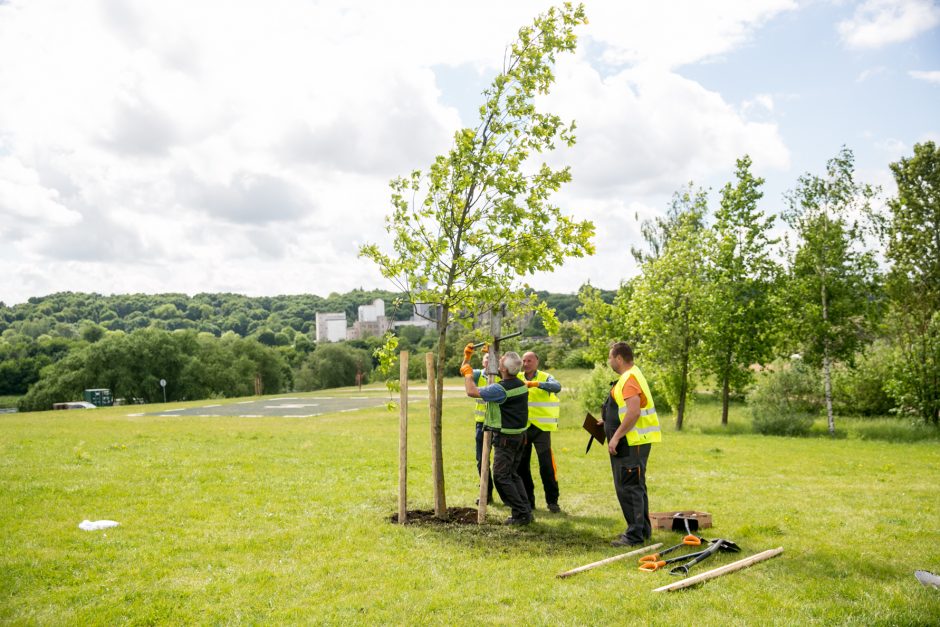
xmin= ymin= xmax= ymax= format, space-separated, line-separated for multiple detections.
xmin=137 ymin=395 xmax=391 ymax=418
xmin=134 ymin=389 xmax=468 ymax=418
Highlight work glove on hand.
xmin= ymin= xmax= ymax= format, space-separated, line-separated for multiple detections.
xmin=463 ymin=343 xmax=475 ymax=362
xmin=460 ymin=364 xmax=474 ymax=377
xmin=525 ymin=381 xmax=540 ymax=389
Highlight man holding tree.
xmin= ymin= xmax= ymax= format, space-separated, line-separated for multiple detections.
xmin=518 ymin=351 xmax=563 ymax=513
xmin=462 ymin=345 xmax=532 ymax=525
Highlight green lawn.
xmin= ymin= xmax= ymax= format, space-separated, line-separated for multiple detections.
xmin=1 ymin=372 xmax=939 ymax=624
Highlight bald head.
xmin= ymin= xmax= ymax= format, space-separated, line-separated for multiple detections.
xmin=522 ymin=351 xmax=539 ymax=378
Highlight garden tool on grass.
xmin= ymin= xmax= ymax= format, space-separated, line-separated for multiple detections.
xmin=668 ymin=539 xmax=741 ymax=576
xmin=639 ymin=535 xmax=707 ymax=563
xmin=638 ymin=547 xmax=714 ymax=572
xmin=672 ymin=513 xmax=703 ymax=546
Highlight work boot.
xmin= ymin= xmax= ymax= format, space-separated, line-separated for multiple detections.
xmin=610 ymin=533 xmax=642 ymax=548
xmin=548 ymin=503 xmax=562 ymax=514
xmin=504 ymin=515 xmax=532 ymax=526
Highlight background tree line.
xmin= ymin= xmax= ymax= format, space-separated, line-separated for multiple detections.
xmin=578 ymin=142 xmax=940 ymax=432
xmin=1 ymin=287 xmax=600 ymax=409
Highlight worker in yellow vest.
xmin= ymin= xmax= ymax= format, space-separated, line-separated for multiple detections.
xmin=603 ymin=341 xmax=661 ymax=547
xmin=471 ymin=352 xmax=493 ymax=503
xmin=518 ymin=351 xmax=563 ymax=513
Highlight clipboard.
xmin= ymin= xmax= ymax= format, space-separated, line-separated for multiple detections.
xmin=582 ymin=412 xmax=606 ymax=453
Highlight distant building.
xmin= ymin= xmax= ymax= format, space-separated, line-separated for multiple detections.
xmin=347 ymin=299 xmax=391 ymax=340
xmin=357 ymin=298 xmax=385 ymax=322
xmin=315 ymin=312 xmax=347 ymax=343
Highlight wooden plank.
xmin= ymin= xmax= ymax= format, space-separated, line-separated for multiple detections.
xmin=557 ymin=543 xmax=663 ymax=579
xmin=652 ymin=547 xmax=784 ymax=592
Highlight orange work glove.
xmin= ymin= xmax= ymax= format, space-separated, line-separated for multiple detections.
xmin=460 ymin=364 xmax=473 ymax=377
xmin=525 ymin=381 xmax=540 ymax=388
xmin=463 ymin=343 xmax=475 ymax=361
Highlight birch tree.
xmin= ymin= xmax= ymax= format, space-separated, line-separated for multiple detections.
xmin=782 ymin=147 xmax=878 ymax=436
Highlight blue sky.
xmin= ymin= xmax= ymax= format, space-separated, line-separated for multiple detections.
xmin=0 ymin=0 xmax=937 ymax=305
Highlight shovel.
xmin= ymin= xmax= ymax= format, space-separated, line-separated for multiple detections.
xmin=668 ymin=539 xmax=741 ymax=576
xmin=638 ymin=547 xmax=714 ymax=572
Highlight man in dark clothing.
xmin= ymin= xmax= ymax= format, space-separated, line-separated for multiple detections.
xmin=462 ymin=350 xmax=532 ymax=525
xmin=601 ymin=341 xmax=661 ymax=547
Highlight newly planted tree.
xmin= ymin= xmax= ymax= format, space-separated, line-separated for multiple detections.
xmin=629 ymin=186 xmax=710 ymax=430
xmin=783 ymin=147 xmax=879 ymax=435
xmin=703 ymin=156 xmax=780 ymax=425
xmin=360 ymin=3 xmax=594 ymax=517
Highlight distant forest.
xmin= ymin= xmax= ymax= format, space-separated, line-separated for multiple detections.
xmin=0 ymin=288 xmax=612 ymax=409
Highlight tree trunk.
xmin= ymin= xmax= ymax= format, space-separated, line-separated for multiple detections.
xmin=675 ymin=353 xmax=689 ymax=431
xmin=721 ymin=370 xmax=730 ymax=427
xmin=821 ymin=282 xmax=835 ymax=436
xmin=430 ymin=311 xmax=448 ymax=518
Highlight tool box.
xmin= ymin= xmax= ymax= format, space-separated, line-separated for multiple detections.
xmin=649 ymin=510 xmax=712 ymax=531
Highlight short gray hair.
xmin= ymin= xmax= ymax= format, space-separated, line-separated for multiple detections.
xmin=502 ymin=351 xmax=523 ymax=376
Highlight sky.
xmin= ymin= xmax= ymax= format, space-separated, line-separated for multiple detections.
xmin=0 ymin=0 xmax=938 ymax=305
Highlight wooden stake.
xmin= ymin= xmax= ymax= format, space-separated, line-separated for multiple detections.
xmin=652 ymin=547 xmax=784 ymax=592
xmin=398 ymin=351 xmax=409 ymax=525
xmin=426 ymin=352 xmax=446 ymax=518
xmin=477 ymin=430 xmax=492 ymax=524
xmin=557 ymin=543 xmax=663 ymax=579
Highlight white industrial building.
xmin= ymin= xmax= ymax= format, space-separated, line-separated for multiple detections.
xmin=315 ymin=312 xmax=348 ymax=343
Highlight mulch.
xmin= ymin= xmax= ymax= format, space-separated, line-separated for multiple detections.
xmin=388 ymin=507 xmax=481 ymax=525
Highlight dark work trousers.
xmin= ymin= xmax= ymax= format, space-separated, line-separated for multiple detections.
xmin=610 ymin=443 xmax=652 ymax=544
xmin=491 ymin=432 xmax=531 ymax=520
xmin=474 ymin=422 xmax=494 ymax=501
xmin=518 ymin=425 xmax=559 ymax=508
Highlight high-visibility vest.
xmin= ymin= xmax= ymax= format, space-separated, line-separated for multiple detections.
xmin=484 ymin=380 xmax=529 ymax=434
xmin=473 ymin=371 xmax=487 ymax=423
xmin=519 ymin=370 xmax=560 ymax=432
xmin=611 ymin=365 xmax=661 ymax=445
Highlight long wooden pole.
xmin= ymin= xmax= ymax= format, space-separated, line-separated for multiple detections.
xmin=556 ymin=543 xmax=663 ymax=579
xmin=398 ymin=351 xmax=409 ymax=524
xmin=652 ymin=547 xmax=784 ymax=592
xmin=426 ymin=352 xmax=445 ymax=518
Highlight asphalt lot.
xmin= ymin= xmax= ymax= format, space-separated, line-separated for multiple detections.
xmin=135 ymin=388 xmax=467 ymax=418
xmin=138 ymin=395 xmax=391 ymax=418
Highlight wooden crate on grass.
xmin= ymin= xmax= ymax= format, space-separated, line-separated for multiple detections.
xmin=649 ymin=510 xmax=712 ymax=531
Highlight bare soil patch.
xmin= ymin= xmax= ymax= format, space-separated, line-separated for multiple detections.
xmin=389 ymin=507 xmax=481 ymax=525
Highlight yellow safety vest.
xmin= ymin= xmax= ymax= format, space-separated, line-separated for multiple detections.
xmin=518 ymin=370 xmax=560 ymax=432
xmin=611 ymin=365 xmax=661 ymax=445
xmin=473 ymin=371 xmax=487 ymax=423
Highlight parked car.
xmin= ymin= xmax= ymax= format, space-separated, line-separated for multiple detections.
xmin=52 ymin=401 xmax=97 ymax=410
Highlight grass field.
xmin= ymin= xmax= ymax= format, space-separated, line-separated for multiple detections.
xmin=2 ymin=370 xmax=939 ymax=624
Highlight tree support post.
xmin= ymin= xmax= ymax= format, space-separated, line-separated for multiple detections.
xmin=398 ymin=351 xmax=409 ymax=524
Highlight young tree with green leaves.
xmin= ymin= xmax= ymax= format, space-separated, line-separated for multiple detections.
xmin=360 ymin=3 xmax=594 ymax=516
xmin=629 ymin=185 xmax=710 ymax=430
xmin=883 ymin=141 xmax=940 ymax=425
xmin=782 ymin=147 xmax=879 ymax=435
xmin=702 ymin=156 xmax=780 ymax=426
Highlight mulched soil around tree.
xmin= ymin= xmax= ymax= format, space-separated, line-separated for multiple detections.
xmin=388 ymin=507 xmax=481 ymax=525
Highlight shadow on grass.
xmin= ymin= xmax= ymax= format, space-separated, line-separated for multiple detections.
xmin=387 ymin=508 xmax=628 ymax=555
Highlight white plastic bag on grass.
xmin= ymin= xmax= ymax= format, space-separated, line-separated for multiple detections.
xmin=79 ymin=520 xmax=119 ymax=531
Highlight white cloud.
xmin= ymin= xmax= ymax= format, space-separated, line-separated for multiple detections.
xmin=543 ymin=59 xmax=790 ymax=199
xmin=0 ymin=0 xmax=878 ymax=303
xmin=584 ymin=1 xmax=798 ymax=69
xmin=909 ymin=69 xmax=940 ymax=83
xmin=838 ymin=0 xmax=940 ymax=49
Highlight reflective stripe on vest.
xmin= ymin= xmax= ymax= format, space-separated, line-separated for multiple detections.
xmin=473 ymin=372 xmax=487 ymax=423
xmin=611 ymin=365 xmax=662 ymax=445
xmin=519 ymin=370 xmax=560 ymax=432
